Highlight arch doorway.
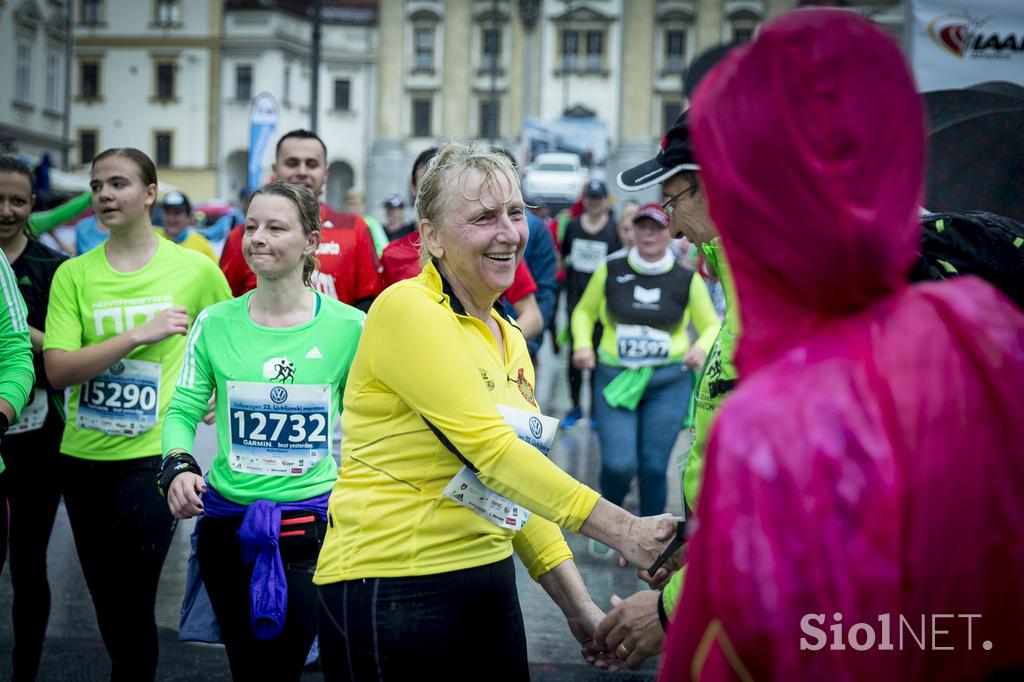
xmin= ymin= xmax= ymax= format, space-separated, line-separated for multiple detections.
xmin=326 ymin=161 xmax=354 ymax=209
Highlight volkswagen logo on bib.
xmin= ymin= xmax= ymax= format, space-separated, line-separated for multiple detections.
xmin=109 ymin=361 xmax=125 ymax=376
xmin=529 ymin=416 xmax=543 ymax=440
xmin=270 ymin=386 xmax=289 ymax=404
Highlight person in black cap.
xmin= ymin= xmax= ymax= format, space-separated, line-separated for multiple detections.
xmin=559 ymin=178 xmax=620 ymax=427
xmin=382 ymin=194 xmax=406 ymax=238
xmin=159 ymin=191 xmax=217 ymax=262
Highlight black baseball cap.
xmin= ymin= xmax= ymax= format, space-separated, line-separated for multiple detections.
xmin=383 ymin=194 xmax=405 ymax=209
xmin=583 ymin=179 xmax=609 ymax=198
xmin=616 ymin=111 xmax=699 ymax=192
xmin=618 ymin=42 xmax=740 ymax=192
xmin=161 ymin=191 xmax=192 ymax=213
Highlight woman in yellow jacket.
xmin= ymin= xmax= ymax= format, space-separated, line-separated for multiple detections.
xmin=571 ymin=202 xmax=718 ymax=523
xmin=314 ymin=143 xmax=674 ymax=680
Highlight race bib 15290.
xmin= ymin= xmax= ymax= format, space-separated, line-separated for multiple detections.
xmin=77 ymin=358 xmax=161 ymax=437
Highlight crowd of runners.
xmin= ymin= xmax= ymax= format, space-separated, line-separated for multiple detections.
xmin=0 ymin=9 xmax=1022 ymax=682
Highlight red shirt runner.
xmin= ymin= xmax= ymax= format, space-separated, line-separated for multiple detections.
xmin=220 ymin=204 xmax=383 ymax=304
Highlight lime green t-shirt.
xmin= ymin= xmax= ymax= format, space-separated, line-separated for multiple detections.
xmin=43 ymin=238 xmax=231 ymax=460
xmin=162 ymin=290 xmax=365 ymax=504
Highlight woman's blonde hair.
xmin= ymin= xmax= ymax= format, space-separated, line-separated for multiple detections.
xmin=248 ymin=182 xmax=321 ymax=287
xmin=415 ymin=141 xmax=520 ymax=264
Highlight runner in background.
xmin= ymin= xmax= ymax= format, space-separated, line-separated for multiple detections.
xmin=560 ymin=180 xmax=621 ymax=427
xmin=220 ymin=130 xmax=382 ymax=311
xmin=0 ymin=156 xmax=69 ymax=680
xmin=571 ymin=203 xmax=717 ymax=523
xmin=158 ymin=191 xmax=217 ymax=262
xmin=162 ymin=182 xmax=364 ymax=681
xmin=43 ymin=148 xmax=231 ymax=681
xmin=344 ymin=188 xmax=387 ymax=257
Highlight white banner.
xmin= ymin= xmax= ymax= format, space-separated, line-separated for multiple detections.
xmin=905 ymin=1 xmax=1024 ymax=92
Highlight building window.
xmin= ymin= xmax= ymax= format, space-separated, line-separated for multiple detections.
xmin=154 ymin=62 xmax=176 ymax=101
xmin=728 ymin=11 xmax=760 ymax=43
xmin=561 ymin=29 xmax=605 ymax=73
xmin=663 ymin=99 xmax=683 ymax=133
xmin=79 ymin=130 xmax=98 ymax=166
xmin=235 ymin=64 xmax=252 ymax=101
xmin=81 ymin=0 xmax=102 ymax=25
xmin=585 ymin=31 xmax=604 ymax=72
xmin=45 ymin=50 xmax=60 ymax=109
xmin=154 ymin=0 xmax=180 ymax=26
xmin=482 ymin=28 xmax=501 ymax=72
xmin=479 ymin=99 xmax=499 ymax=140
xmin=665 ymin=30 xmax=687 ymax=71
xmin=560 ymin=29 xmax=578 ymax=72
xmin=414 ymin=27 xmax=434 ymax=72
xmin=334 ymin=79 xmax=350 ymax=111
xmin=15 ymin=41 xmax=32 ymax=102
xmin=733 ymin=26 xmax=754 ymax=42
xmin=154 ymin=131 xmax=173 ymax=167
xmin=80 ymin=61 xmax=100 ymax=99
xmin=412 ymin=98 xmax=432 ymax=138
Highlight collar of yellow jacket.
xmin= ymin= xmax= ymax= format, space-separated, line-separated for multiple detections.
xmin=419 ymin=259 xmax=516 ymax=326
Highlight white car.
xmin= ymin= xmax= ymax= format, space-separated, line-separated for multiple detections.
xmin=522 ymin=153 xmax=585 ymax=206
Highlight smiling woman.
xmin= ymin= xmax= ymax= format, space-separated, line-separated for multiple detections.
xmin=313 ymin=142 xmax=679 ymax=681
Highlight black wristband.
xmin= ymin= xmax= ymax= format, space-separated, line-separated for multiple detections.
xmin=0 ymin=412 xmax=9 ymax=437
xmin=656 ymin=590 xmax=669 ymax=631
xmin=158 ymin=452 xmax=202 ymax=498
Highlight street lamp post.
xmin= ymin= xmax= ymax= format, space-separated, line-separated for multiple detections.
xmin=310 ymin=0 xmax=322 ymax=133
xmin=61 ymin=3 xmax=73 ymax=170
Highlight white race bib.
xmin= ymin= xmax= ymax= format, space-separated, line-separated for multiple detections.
xmin=77 ymin=359 xmax=161 ymax=436
xmin=616 ymin=324 xmax=672 ymax=368
xmin=569 ymin=239 xmax=608 ymax=273
xmin=8 ymin=387 xmax=48 ymax=435
xmin=227 ymin=381 xmax=331 ymax=476
xmin=495 ymin=404 xmax=558 ymax=455
xmin=443 ymin=406 xmax=560 ymax=531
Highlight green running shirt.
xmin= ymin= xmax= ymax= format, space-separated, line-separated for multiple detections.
xmin=163 ymin=290 xmax=365 ymax=504
xmin=43 ymin=239 xmax=231 ymax=460
xmin=0 ymin=250 xmax=34 ymax=473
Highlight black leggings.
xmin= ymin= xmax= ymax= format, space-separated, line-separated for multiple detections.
xmin=318 ymin=557 xmax=529 ymax=681
xmin=2 ymin=408 xmax=64 ymax=681
xmin=60 ymin=454 xmax=174 ymax=682
xmin=197 ymin=512 xmax=326 ymax=681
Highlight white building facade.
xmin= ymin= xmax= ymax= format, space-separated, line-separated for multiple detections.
xmin=70 ymin=0 xmax=223 ymax=199
xmin=0 ymin=0 xmax=72 ymax=162
xmin=219 ymin=2 xmax=378 ymax=207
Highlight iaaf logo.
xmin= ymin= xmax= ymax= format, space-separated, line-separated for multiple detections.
xmin=928 ymin=11 xmax=1024 ymax=60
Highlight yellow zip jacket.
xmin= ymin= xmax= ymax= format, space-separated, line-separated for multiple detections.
xmin=314 ymin=261 xmax=600 ymax=584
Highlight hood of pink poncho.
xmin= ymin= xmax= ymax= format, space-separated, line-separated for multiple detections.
xmin=690 ymin=9 xmax=924 ymax=375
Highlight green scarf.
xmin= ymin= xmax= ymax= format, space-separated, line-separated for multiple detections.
xmin=602 ymin=366 xmax=654 ymax=411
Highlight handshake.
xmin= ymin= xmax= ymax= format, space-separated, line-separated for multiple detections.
xmin=555 ymin=510 xmax=690 ymax=673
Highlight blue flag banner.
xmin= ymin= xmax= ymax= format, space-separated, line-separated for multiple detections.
xmin=248 ymin=93 xmax=280 ymax=191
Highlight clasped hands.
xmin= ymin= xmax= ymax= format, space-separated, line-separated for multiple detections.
xmin=583 ymin=516 xmax=686 ymax=672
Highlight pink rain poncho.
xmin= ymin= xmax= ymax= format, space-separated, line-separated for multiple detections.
xmin=660 ymin=10 xmax=1024 ymax=682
